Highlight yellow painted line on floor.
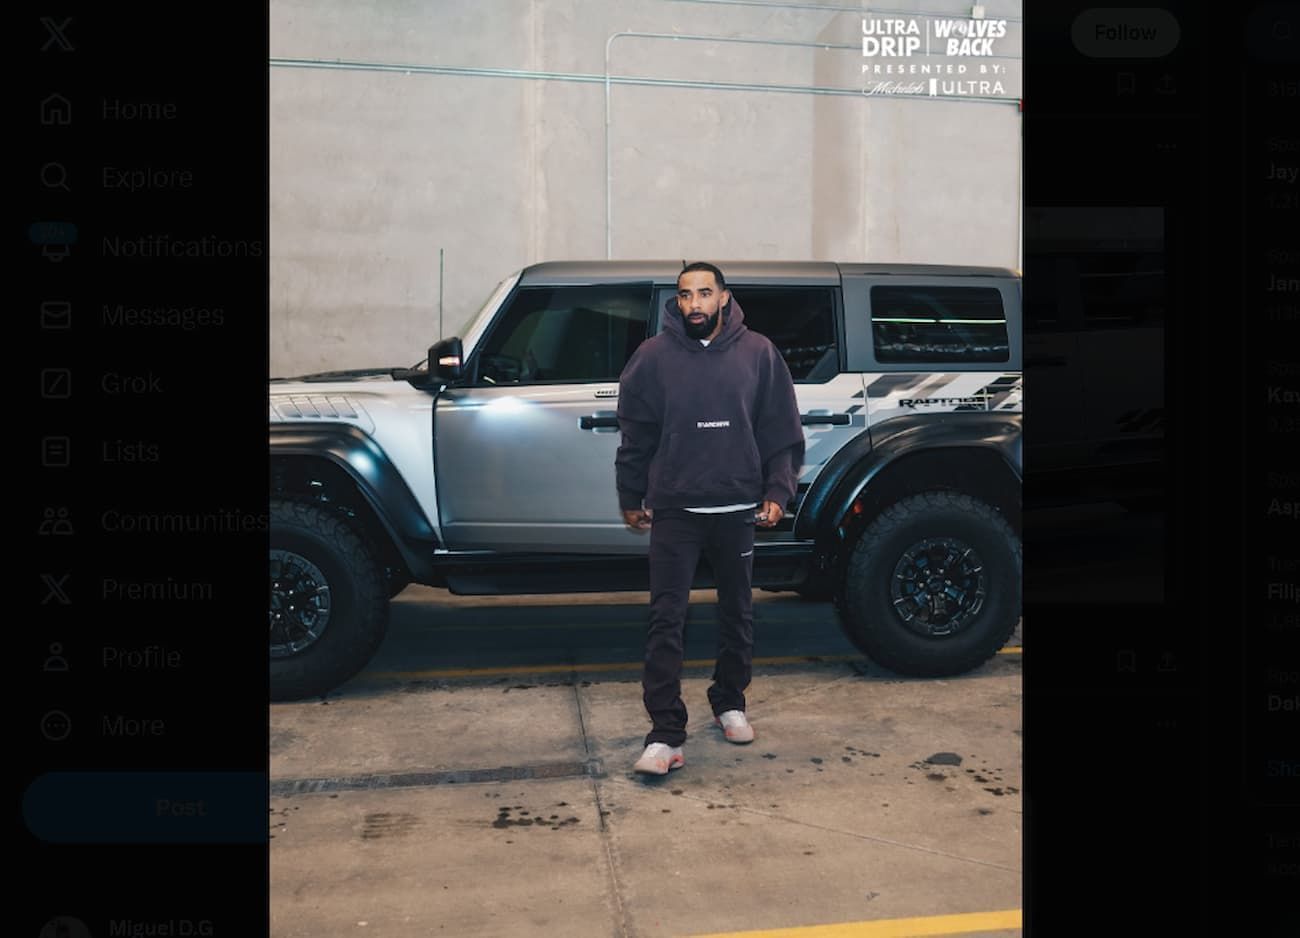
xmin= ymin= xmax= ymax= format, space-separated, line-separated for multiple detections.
xmin=690 ymin=908 xmax=1021 ymax=938
xmin=369 ymin=655 xmax=852 ymax=681
xmin=367 ymin=648 xmax=1020 ymax=682
xmin=373 ymin=660 xmax=633 ymax=680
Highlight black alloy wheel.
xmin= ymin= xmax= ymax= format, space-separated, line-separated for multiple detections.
xmin=888 ymin=536 xmax=987 ymax=638
xmin=270 ymin=549 xmax=332 ymax=658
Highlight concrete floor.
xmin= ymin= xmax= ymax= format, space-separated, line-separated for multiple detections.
xmin=270 ymin=594 xmax=1022 ymax=937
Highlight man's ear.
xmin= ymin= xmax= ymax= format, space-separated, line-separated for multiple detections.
xmin=721 ymin=289 xmax=731 ymax=310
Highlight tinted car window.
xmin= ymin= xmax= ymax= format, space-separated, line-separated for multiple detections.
xmin=729 ymin=286 xmax=838 ymax=382
xmin=476 ymin=284 xmax=651 ymax=384
xmin=870 ymin=285 xmax=1009 ymax=363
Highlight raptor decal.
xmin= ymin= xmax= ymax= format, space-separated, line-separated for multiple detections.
xmin=867 ymin=372 xmax=1022 ymax=423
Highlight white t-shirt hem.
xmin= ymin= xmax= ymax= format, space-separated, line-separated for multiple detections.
xmin=684 ymin=503 xmax=758 ymax=513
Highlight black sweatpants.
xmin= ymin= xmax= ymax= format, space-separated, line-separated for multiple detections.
xmin=643 ymin=507 xmax=756 ymax=748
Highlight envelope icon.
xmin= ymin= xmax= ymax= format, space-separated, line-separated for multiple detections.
xmin=41 ymin=301 xmax=71 ymax=329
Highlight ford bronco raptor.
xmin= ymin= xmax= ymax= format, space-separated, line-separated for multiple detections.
xmin=270 ymin=261 xmax=1021 ymax=700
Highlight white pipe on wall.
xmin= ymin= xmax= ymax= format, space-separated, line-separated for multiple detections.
xmin=661 ymin=0 xmax=1022 ymax=22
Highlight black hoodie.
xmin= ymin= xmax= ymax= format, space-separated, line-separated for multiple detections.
xmin=615 ymin=294 xmax=805 ymax=512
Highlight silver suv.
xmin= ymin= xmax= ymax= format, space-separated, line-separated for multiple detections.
xmin=270 ymin=261 xmax=1022 ymax=699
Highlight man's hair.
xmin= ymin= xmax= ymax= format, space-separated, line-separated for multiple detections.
xmin=678 ymin=261 xmax=726 ymax=290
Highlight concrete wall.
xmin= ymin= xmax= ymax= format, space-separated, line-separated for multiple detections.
xmin=271 ymin=0 xmax=1023 ymax=376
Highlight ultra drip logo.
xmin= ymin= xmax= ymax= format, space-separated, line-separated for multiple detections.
xmin=861 ymin=14 xmax=1011 ymax=97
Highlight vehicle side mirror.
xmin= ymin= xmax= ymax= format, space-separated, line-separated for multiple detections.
xmin=430 ymin=337 xmax=465 ymax=383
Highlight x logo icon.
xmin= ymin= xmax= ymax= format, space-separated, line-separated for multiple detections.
xmin=41 ymin=573 xmax=72 ymax=605
xmin=40 ymin=16 xmax=74 ymax=52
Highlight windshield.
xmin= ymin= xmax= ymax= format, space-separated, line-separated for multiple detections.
xmin=408 ymin=270 xmax=522 ymax=370
xmin=457 ymin=269 xmax=522 ymax=360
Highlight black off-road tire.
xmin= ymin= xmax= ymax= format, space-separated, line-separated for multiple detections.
xmin=270 ymin=499 xmax=390 ymax=700
xmin=835 ymin=491 xmax=1020 ymax=677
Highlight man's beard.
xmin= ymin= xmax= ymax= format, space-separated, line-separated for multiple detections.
xmin=683 ymin=310 xmax=720 ymax=340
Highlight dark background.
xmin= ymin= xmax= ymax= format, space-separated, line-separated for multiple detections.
xmin=20 ymin=1 xmax=1296 ymax=934
xmin=22 ymin=3 xmax=269 ymax=935
xmin=1024 ymin=2 xmax=1297 ymax=935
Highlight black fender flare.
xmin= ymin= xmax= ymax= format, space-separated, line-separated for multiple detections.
xmin=794 ymin=412 xmax=1022 ymax=547
xmin=269 ymin=424 xmax=438 ymax=583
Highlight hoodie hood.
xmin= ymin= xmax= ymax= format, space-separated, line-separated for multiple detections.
xmin=660 ymin=293 xmax=748 ymax=353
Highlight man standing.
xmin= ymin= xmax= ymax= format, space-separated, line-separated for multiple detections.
xmin=616 ymin=262 xmax=805 ymax=775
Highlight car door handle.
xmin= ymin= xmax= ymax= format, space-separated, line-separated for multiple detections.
xmin=800 ymin=413 xmax=850 ymax=426
xmin=579 ymin=415 xmax=620 ymax=431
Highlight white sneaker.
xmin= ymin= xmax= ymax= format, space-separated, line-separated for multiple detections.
xmin=633 ymin=742 xmax=684 ymax=775
xmin=714 ymin=710 xmax=755 ymax=744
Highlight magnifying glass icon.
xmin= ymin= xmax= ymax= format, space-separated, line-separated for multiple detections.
xmin=41 ymin=162 xmax=71 ymax=192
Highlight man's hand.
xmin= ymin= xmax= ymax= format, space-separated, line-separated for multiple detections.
xmin=622 ymin=508 xmax=653 ymax=530
xmin=755 ymin=500 xmax=784 ymax=528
